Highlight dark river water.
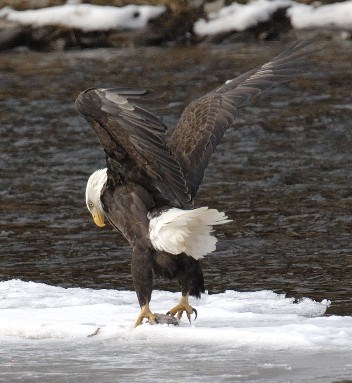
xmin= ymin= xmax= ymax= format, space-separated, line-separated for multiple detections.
xmin=1 ymin=39 xmax=351 ymax=321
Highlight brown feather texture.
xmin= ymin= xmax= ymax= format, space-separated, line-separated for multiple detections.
xmin=77 ymin=41 xmax=316 ymax=209
xmin=76 ymin=41 xmax=317 ymax=322
xmin=169 ymin=41 xmax=317 ymax=198
xmin=76 ymin=88 xmax=192 ymax=209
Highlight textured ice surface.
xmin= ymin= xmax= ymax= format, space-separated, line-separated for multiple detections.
xmin=1 ymin=280 xmax=352 ymax=383
xmin=2 ymin=279 xmax=351 ymax=351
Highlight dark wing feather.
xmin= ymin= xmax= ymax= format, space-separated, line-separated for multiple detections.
xmin=169 ymin=41 xmax=317 ymax=198
xmin=75 ymin=88 xmax=191 ymax=209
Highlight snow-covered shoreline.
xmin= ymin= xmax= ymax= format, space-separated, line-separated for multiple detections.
xmin=0 ymin=3 xmax=165 ymax=32
xmin=195 ymin=0 xmax=352 ymax=36
xmin=0 ymin=1 xmax=351 ymax=50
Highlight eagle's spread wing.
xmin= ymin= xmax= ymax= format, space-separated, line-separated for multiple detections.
xmin=169 ymin=41 xmax=316 ymax=198
xmin=76 ymin=88 xmax=191 ymax=209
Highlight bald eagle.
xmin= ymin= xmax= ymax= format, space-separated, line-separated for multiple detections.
xmin=76 ymin=42 xmax=315 ymax=327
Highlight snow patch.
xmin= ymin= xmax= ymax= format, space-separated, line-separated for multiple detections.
xmin=1 ymin=1 xmax=351 ymax=35
xmin=288 ymin=1 xmax=352 ymax=30
xmin=195 ymin=0 xmax=352 ymax=36
xmin=195 ymin=0 xmax=291 ymax=36
xmin=0 ymin=4 xmax=165 ymax=32
xmin=1 ymin=279 xmax=351 ymax=351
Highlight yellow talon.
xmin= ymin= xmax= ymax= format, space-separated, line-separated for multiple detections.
xmin=134 ymin=304 xmax=158 ymax=327
xmin=166 ymin=294 xmax=197 ymax=323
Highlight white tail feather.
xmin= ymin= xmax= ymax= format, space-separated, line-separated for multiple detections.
xmin=148 ymin=207 xmax=231 ymax=260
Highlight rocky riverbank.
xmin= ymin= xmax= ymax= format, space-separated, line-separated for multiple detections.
xmin=0 ymin=0 xmax=351 ymax=50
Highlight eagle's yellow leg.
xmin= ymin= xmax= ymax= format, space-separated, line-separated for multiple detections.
xmin=134 ymin=304 xmax=158 ymax=327
xmin=166 ymin=294 xmax=197 ymax=323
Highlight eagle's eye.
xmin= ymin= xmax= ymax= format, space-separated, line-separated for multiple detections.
xmin=88 ymin=201 xmax=94 ymax=208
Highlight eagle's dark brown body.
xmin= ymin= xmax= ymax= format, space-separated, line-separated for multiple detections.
xmin=100 ymin=178 xmax=204 ymax=308
xmin=76 ymin=41 xmax=316 ymax=325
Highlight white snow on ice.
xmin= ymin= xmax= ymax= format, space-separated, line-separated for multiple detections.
xmin=0 ymin=3 xmax=165 ymax=32
xmin=1 ymin=279 xmax=352 ymax=351
xmin=1 ymin=1 xmax=352 ymax=34
xmin=195 ymin=0 xmax=292 ymax=35
xmin=288 ymin=0 xmax=352 ymax=30
xmin=195 ymin=0 xmax=352 ymax=36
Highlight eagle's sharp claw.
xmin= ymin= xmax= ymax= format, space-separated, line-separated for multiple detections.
xmin=134 ymin=304 xmax=157 ymax=327
xmin=167 ymin=295 xmax=198 ymax=324
xmin=193 ymin=307 xmax=198 ymax=321
xmin=186 ymin=307 xmax=197 ymax=324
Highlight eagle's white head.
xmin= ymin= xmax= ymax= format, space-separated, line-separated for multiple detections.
xmin=85 ymin=168 xmax=107 ymax=227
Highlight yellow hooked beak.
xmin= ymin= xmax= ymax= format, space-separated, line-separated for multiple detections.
xmin=91 ymin=207 xmax=105 ymax=227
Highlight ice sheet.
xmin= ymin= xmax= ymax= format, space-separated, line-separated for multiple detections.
xmin=1 ymin=279 xmax=351 ymax=351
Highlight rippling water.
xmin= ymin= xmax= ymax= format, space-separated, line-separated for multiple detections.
xmin=1 ymin=41 xmax=352 ymax=312
xmin=1 ymin=39 xmax=352 ymax=381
